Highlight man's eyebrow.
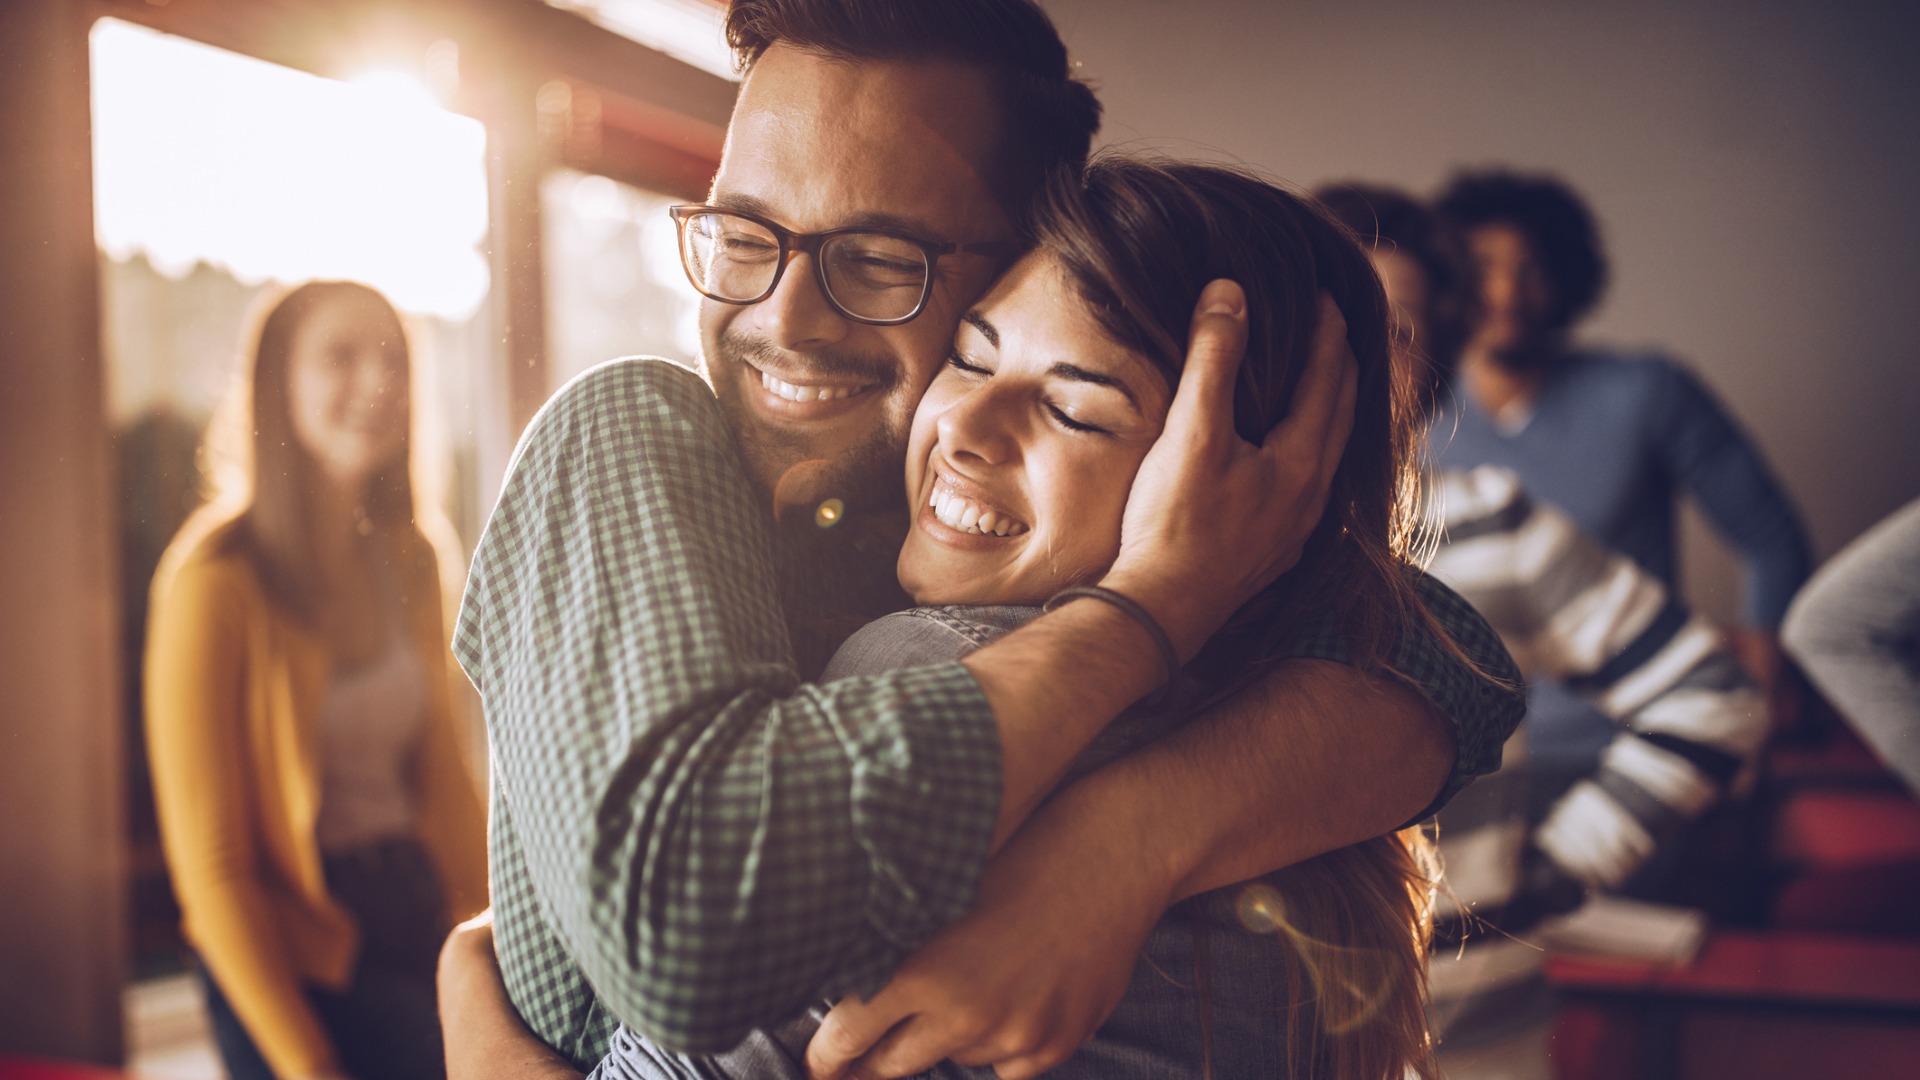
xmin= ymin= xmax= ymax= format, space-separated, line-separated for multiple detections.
xmin=1048 ymin=363 xmax=1142 ymax=412
xmin=961 ymin=310 xmax=999 ymax=348
xmin=709 ymin=193 xmax=944 ymax=242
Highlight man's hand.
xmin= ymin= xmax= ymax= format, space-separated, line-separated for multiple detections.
xmin=438 ymin=910 xmax=584 ymax=1080
xmin=805 ymin=782 xmax=1167 ymax=1080
xmin=1104 ymin=283 xmax=1359 ymax=659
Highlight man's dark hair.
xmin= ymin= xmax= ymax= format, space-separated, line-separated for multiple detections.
xmin=1317 ymin=182 xmax=1473 ymax=386
xmin=1434 ymin=168 xmax=1608 ymax=331
xmin=725 ymin=0 xmax=1102 ymax=229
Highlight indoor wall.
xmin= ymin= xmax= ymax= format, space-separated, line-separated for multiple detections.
xmin=1042 ymin=0 xmax=1920 ymax=621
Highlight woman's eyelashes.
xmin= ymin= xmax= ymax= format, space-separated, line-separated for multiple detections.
xmin=946 ymin=348 xmax=991 ymax=376
xmin=946 ymin=348 xmax=1116 ymax=436
xmin=1045 ymin=402 xmax=1110 ymax=435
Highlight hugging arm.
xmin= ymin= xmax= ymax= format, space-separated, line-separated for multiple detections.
xmin=807 ymin=302 xmax=1528 ymax=1080
xmin=462 ymin=311 xmax=1303 ymax=1056
xmin=438 ymin=913 xmax=582 ymax=1080
xmin=462 ymin=359 xmax=1007 ymax=1055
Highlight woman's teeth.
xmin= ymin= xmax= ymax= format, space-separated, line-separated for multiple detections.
xmin=930 ymin=488 xmax=1028 ymax=537
xmin=761 ymin=370 xmax=865 ymax=402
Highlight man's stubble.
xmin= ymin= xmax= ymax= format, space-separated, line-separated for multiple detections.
xmin=705 ymin=326 xmax=916 ymax=519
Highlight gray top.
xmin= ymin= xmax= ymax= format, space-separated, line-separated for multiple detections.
xmin=1783 ymin=496 xmax=1920 ymax=795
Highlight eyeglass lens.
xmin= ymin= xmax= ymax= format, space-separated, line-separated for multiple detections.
xmin=679 ymin=210 xmax=931 ymax=322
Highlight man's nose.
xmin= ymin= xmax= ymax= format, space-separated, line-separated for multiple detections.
xmin=753 ymin=251 xmax=851 ymax=352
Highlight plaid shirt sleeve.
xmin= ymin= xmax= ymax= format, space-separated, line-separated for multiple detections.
xmin=453 ymin=359 xmax=1001 ymax=1057
xmin=1290 ymin=560 xmax=1528 ymax=824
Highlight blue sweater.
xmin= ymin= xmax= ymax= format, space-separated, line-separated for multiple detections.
xmin=1431 ymin=349 xmax=1810 ymax=628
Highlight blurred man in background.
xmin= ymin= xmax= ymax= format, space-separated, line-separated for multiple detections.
xmin=1430 ymin=170 xmax=1808 ymax=878
xmin=1321 ymin=182 xmax=1767 ymax=1078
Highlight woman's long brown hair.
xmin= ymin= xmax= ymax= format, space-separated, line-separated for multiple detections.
xmin=1034 ymin=155 xmax=1450 ymax=1079
xmin=193 ymin=280 xmax=422 ymax=623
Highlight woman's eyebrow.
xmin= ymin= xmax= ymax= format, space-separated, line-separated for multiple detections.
xmin=1048 ymin=363 xmax=1141 ymax=412
xmin=961 ymin=310 xmax=999 ymax=348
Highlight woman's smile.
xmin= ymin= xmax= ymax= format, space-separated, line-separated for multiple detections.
xmin=924 ymin=470 xmax=1030 ymax=538
xmin=897 ymin=253 xmax=1171 ymax=607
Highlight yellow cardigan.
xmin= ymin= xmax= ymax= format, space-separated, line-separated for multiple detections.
xmin=144 ymin=517 xmax=488 ymax=1079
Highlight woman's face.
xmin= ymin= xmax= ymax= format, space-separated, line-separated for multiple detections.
xmin=286 ymin=290 xmax=411 ymax=493
xmin=898 ymin=254 xmax=1173 ymax=606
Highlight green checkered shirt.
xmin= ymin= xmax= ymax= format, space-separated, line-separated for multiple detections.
xmin=454 ymin=358 xmax=1522 ymax=1065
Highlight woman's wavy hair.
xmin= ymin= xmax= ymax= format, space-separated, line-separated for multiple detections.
xmin=194 ymin=280 xmax=421 ymax=622
xmin=1032 ymin=155 xmax=1443 ymax=1080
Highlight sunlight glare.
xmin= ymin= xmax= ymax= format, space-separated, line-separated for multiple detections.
xmin=89 ymin=18 xmax=491 ymax=320
xmin=546 ymin=0 xmax=737 ymax=82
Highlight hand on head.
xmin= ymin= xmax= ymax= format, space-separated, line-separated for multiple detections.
xmin=1102 ymin=282 xmax=1359 ymax=660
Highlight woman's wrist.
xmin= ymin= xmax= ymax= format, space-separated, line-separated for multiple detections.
xmin=1090 ymin=568 xmax=1215 ymax=665
xmin=1044 ymin=585 xmax=1181 ymax=706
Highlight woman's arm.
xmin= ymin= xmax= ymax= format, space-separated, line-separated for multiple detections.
xmin=808 ymin=657 xmax=1459 ymax=1080
xmin=439 ymin=912 xmax=583 ymax=1080
xmin=144 ymin=555 xmax=340 ymax=1080
xmin=473 ymin=290 xmax=1309 ymax=1056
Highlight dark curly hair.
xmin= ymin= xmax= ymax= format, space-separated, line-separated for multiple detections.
xmin=725 ymin=0 xmax=1102 ymax=229
xmin=1435 ymin=168 xmax=1608 ymax=332
xmin=1315 ymin=181 xmax=1474 ymax=393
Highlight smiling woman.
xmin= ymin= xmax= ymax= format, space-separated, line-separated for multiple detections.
xmin=538 ymin=154 xmax=1455 ymax=1080
xmin=89 ymin=17 xmax=506 ymax=1062
xmin=899 ymin=254 xmax=1174 ymax=605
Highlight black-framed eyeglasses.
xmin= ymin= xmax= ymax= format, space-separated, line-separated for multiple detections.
xmin=669 ymin=204 xmax=1023 ymax=326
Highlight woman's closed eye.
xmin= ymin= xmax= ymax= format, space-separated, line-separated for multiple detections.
xmin=946 ymin=348 xmax=992 ymax=376
xmin=1045 ymin=401 xmax=1112 ymax=436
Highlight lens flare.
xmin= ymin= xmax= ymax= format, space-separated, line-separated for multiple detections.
xmin=1232 ymin=882 xmax=1402 ymax=1036
xmin=815 ymin=498 xmax=845 ymax=528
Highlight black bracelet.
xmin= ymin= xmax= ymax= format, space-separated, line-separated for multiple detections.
xmin=1043 ymin=584 xmax=1180 ymax=708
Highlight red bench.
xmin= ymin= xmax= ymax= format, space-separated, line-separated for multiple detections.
xmin=0 ymin=1058 xmax=124 ymax=1080
xmin=1548 ymin=931 xmax=1920 ymax=1080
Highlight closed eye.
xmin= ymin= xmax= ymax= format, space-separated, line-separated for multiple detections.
xmin=946 ymin=348 xmax=991 ymax=376
xmin=1046 ymin=402 xmax=1110 ymax=436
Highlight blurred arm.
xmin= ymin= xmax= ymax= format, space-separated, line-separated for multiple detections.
xmin=1783 ymin=497 xmax=1920 ymax=794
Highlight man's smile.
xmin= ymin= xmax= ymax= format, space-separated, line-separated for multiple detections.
xmin=744 ymin=360 xmax=882 ymax=421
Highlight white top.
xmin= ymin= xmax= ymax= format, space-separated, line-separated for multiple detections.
xmin=313 ymin=629 xmax=429 ymax=853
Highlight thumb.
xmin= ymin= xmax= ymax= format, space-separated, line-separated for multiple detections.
xmin=1166 ymin=279 xmax=1249 ymax=440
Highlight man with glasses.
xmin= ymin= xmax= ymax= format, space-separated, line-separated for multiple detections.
xmin=670 ymin=204 xmax=1024 ymax=327
xmin=443 ymin=2 xmax=1523 ymax=1077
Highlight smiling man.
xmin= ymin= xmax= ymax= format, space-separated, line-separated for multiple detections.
xmin=445 ymin=2 xmax=1523 ymax=1077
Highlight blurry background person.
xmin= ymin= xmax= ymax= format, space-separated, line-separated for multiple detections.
xmin=1428 ymin=169 xmax=1809 ymax=869
xmin=143 ymin=281 xmax=488 ymax=1080
xmin=1783 ymin=496 xmax=1920 ymax=796
xmin=1320 ymin=182 xmax=1767 ymax=1079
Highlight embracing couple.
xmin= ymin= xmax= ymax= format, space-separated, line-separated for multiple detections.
xmin=440 ymin=2 xmax=1524 ymax=1078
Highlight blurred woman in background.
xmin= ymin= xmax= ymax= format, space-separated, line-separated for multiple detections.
xmin=145 ymin=281 xmax=487 ymax=1080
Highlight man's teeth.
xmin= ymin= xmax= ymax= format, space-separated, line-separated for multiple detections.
xmin=930 ymin=488 xmax=1028 ymax=537
xmin=761 ymin=370 xmax=864 ymax=402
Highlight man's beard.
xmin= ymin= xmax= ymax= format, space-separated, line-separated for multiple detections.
xmin=707 ymin=328 xmax=911 ymax=516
